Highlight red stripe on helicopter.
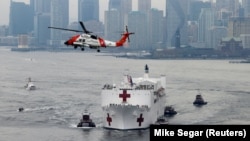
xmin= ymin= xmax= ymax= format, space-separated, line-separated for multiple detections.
xmin=65 ymin=35 xmax=80 ymax=45
xmin=98 ymin=38 xmax=106 ymax=47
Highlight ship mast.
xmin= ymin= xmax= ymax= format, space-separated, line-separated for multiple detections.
xmin=144 ymin=64 xmax=149 ymax=78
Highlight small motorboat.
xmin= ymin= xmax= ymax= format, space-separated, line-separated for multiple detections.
xmin=154 ymin=116 xmax=168 ymax=125
xmin=18 ymin=107 xmax=24 ymax=112
xmin=193 ymin=91 xmax=207 ymax=106
xmin=164 ymin=106 xmax=177 ymax=116
xmin=24 ymin=77 xmax=36 ymax=90
xmin=77 ymin=110 xmax=96 ymax=129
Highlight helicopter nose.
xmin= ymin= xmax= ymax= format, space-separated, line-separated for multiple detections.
xmin=64 ymin=40 xmax=69 ymax=45
xmin=64 ymin=35 xmax=80 ymax=46
xmin=64 ymin=39 xmax=73 ymax=45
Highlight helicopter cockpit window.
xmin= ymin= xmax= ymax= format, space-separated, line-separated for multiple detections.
xmin=78 ymin=39 xmax=85 ymax=42
xmin=90 ymin=35 xmax=98 ymax=39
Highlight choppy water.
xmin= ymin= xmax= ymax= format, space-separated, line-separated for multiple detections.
xmin=0 ymin=48 xmax=250 ymax=141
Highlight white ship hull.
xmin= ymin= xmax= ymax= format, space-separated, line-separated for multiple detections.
xmin=102 ymin=96 xmax=166 ymax=130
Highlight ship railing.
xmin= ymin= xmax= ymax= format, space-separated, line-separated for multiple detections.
xmin=120 ymin=82 xmax=135 ymax=89
xmin=119 ymin=88 xmax=133 ymax=90
xmin=103 ymin=103 xmax=150 ymax=109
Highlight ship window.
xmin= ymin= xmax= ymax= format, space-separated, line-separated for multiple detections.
xmin=83 ymin=115 xmax=89 ymax=120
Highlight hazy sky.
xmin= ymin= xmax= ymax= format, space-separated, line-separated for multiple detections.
xmin=0 ymin=0 xmax=168 ymax=26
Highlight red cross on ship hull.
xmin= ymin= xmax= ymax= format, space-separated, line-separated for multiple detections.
xmin=106 ymin=113 xmax=112 ymax=126
xmin=137 ymin=114 xmax=144 ymax=126
xmin=119 ymin=89 xmax=131 ymax=102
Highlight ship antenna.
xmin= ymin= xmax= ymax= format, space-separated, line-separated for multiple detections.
xmin=144 ymin=64 xmax=149 ymax=78
xmin=145 ymin=64 xmax=149 ymax=73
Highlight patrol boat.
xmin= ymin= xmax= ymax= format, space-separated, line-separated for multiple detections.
xmin=77 ymin=110 xmax=96 ymax=128
xmin=101 ymin=65 xmax=166 ymax=130
xmin=24 ymin=77 xmax=36 ymax=90
xmin=193 ymin=90 xmax=207 ymax=106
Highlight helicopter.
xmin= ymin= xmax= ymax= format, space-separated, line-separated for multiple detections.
xmin=48 ymin=21 xmax=134 ymax=52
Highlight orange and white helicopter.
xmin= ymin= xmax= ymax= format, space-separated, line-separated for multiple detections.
xmin=48 ymin=21 xmax=134 ymax=52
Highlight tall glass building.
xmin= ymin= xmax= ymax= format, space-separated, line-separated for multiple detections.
xmin=78 ymin=0 xmax=99 ymax=22
xmin=49 ymin=0 xmax=69 ymax=46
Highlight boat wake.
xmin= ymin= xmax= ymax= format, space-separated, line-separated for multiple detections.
xmin=18 ymin=106 xmax=58 ymax=112
xmin=69 ymin=123 xmax=103 ymax=129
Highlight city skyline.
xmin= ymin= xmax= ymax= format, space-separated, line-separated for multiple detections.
xmin=1 ymin=0 xmax=249 ymax=57
xmin=0 ymin=0 xmax=167 ymax=25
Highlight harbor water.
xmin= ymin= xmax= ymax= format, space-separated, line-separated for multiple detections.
xmin=0 ymin=48 xmax=250 ymax=141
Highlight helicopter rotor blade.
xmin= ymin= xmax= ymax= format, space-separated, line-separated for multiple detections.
xmin=126 ymin=26 xmax=130 ymax=42
xmin=48 ymin=27 xmax=82 ymax=32
xmin=79 ymin=21 xmax=92 ymax=34
xmin=125 ymin=26 xmax=135 ymax=42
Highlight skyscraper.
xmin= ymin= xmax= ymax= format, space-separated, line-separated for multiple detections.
xmin=216 ymin=0 xmax=240 ymax=17
xmin=49 ymin=0 xmax=69 ymax=46
xmin=78 ymin=0 xmax=99 ymax=22
xmin=32 ymin=0 xmax=51 ymax=46
xmin=127 ymin=11 xmax=147 ymax=49
xmin=34 ymin=13 xmax=51 ymax=46
xmin=148 ymin=9 xmax=164 ymax=48
xmin=166 ymin=0 xmax=188 ymax=47
xmin=198 ymin=8 xmax=215 ymax=47
xmin=105 ymin=9 xmax=120 ymax=41
xmin=9 ymin=1 xmax=34 ymax=36
xmin=108 ymin=0 xmax=132 ymax=28
xmin=32 ymin=0 xmax=51 ymax=14
xmin=242 ymin=0 xmax=250 ymax=17
xmin=138 ymin=0 xmax=151 ymax=14
xmin=109 ymin=0 xmax=121 ymax=10
xmin=189 ymin=1 xmax=211 ymax=21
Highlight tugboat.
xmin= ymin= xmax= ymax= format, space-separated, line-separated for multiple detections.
xmin=164 ymin=106 xmax=177 ymax=116
xmin=101 ymin=64 xmax=167 ymax=130
xmin=77 ymin=110 xmax=96 ymax=128
xmin=24 ymin=77 xmax=36 ymax=90
xmin=193 ymin=90 xmax=207 ymax=106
